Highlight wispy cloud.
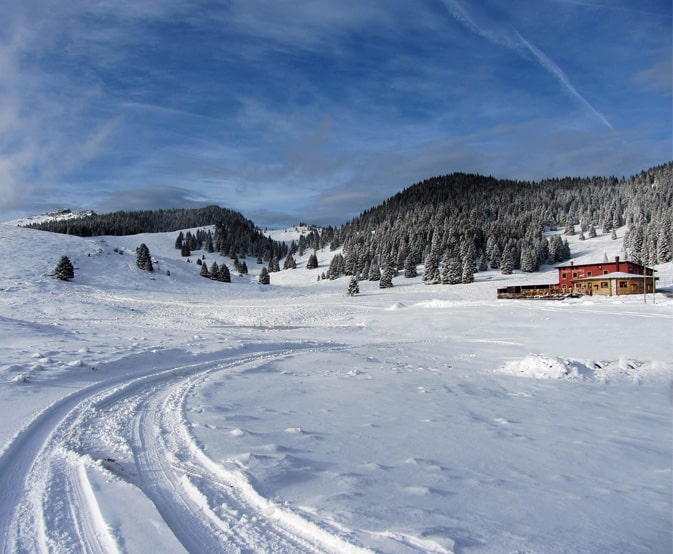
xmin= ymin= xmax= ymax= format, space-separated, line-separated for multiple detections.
xmin=440 ymin=0 xmax=612 ymax=129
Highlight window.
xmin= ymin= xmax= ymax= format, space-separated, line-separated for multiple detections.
xmin=561 ymin=272 xmax=567 ymax=279
xmin=587 ymin=271 xmax=592 ymax=277
xmin=562 ymin=284 xmax=567 ymax=290
xmin=601 ymin=282 xmax=608 ymax=288
xmin=572 ymin=272 xmax=578 ymax=278
xmin=619 ymin=281 xmax=627 ymax=288
xmin=603 ymin=270 xmax=609 ymax=275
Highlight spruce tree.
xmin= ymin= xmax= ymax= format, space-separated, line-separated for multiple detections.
xmin=209 ymin=261 xmax=219 ymax=280
xmin=403 ymin=255 xmax=417 ymax=278
xmin=461 ymin=256 xmax=475 ymax=283
xmin=200 ymin=263 xmax=210 ymax=278
xmin=347 ymin=276 xmax=360 ymax=296
xmin=136 ymin=244 xmax=153 ymax=272
xmin=306 ymin=253 xmax=319 ymax=270
xmin=423 ymin=252 xmax=440 ymax=284
xmin=218 ymin=263 xmax=231 ymax=282
xmin=368 ymin=259 xmax=381 ymax=281
xmin=379 ymin=265 xmax=395 ymax=288
xmin=500 ymin=248 xmax=513 ymax=275
xmin=54 ymin=255 xmax=75 ymax=280
xmin=442 ymin=256 xmax=461 ymax=285
xmin=258 ymin=267 xmax=270 ymax=285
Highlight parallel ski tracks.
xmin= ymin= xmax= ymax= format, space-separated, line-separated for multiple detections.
xmin=0 ymin=346 xmax=371 ymax=554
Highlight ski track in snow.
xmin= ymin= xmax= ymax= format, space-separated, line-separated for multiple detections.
xmin=0 ymin=347 xmax=372 ymax=554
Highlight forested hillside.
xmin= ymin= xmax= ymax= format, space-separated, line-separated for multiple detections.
xmin=23 ymin=205 xmax=290 ymax=261
xmin=331 ymin=162 xmax=672 ymax=280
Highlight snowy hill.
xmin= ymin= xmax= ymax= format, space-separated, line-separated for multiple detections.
xmin=0 ymin=222 xmax=671 ymax=553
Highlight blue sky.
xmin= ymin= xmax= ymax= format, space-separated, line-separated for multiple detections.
xmin=1 ymin=0 xmax=670 ymax=227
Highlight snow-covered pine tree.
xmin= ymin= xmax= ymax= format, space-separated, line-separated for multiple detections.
xmin=54 ymin=255 xmax=75 ymax=280
xmin=442 ymin=256 xmax=461 ymax=285
xmin=347 ymin=276 xmax=359 ymax=296
xmin=367 ymin=259 xmax=380 ymax=281
xmin=403 ymin=254 xmax=417 ymax=278
xmin=200 ymin=263 xmax=210 ymax=278
xmin=258 ymin=267 xmax=270 ymax=285
xmin=218 ymin=263 xmax=231 ymax=282
xmin=461 ymin=256 xmax=475 ymax=283
xmin=209 ymin=261 xmax=219 ymax=279
xmin=283 ymin=253 xmax=297 ymax=270
xmin=136 ymin=244 xmax=153 ymax=272
xmin=423 ymin=252 xmax=440 ymax=284
xmin=379 ymin=265 xmax=395 ymax=288
xmin=306 ymin=253 xmax=319 ymax=270
xmin=500 ymin=248 xmax=513 ymax=275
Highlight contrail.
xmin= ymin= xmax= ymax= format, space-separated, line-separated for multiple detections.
xmin=515 ymin=31 xmax=613 ymax=129
xmin=439 ymin=0 xmax=613 ymax=130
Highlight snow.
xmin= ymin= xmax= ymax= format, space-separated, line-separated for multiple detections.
xmin=0 ymin=221 xmax=671 ymax=553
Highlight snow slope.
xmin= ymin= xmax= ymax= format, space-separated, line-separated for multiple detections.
xmin=0 ymin=222 xmax=671 ymax=553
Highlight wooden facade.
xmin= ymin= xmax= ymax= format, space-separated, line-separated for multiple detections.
xmin=572 ymin=272 xmax=657 ymax=296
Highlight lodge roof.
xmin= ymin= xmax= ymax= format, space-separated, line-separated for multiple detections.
xmin=556 ymin=258 xmax=653 ymax=271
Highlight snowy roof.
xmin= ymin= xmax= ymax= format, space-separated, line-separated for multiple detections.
xmin=573 ymin=272 xmax=658 ymax=281
xmin=556 ymin=260 xmax=653 ymax=271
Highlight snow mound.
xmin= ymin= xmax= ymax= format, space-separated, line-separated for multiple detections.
xmin=497 ymin=355 xmax=573 ymax=379
xmin=496 ymin=355 xmax=672 ymax=383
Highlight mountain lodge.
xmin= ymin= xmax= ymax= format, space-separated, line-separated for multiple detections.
xmin=498 ymin=257 xmax=657 ymax=299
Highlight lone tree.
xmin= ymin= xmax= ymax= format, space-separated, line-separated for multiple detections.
xmin=258 ymin=267 xmax=270 ymax=285
xmin=136 ymin=243 xmax=153 ymax=272
xmin=347 ymin=275 xmax=360 ymax=296
xmin=54 ymin=255 xmax=75 ymax=280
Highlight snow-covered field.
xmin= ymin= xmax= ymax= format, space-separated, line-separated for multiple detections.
xmin=0 ymin=222 xmax=671 ymax=554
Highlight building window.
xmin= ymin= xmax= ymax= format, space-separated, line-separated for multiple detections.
xmin=587 ymin=271 xmax=592 ymax=277
xmin=562 ymin=284 xmax=567 ymax=290
xmin=619 ymin=281 xmax=627 ymax=288
xmin=601 ymin=282 xmax=608 ymax=288
xmin=572 ymin=272 xmax=578 ymax=278
xmin=561 ymin=272 xmax=567 ymax=279
xmin=603 ymin=270 xmax=609 ymax=275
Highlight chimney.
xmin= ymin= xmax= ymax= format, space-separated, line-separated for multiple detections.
xmin=615 ymin=256 xmax=620 ymax=272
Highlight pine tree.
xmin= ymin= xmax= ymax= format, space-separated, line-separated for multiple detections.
xmin=136 ymin=244 xmax=153 ymax=272
xmin=200 ymin=263 xmax=210 ymax=278
xmin=269 ymin=256 xmax=280 ymax=273
xmin=368 ymin=259 xmax=380 ymax=281
xmin=346 ymin=276 xmax=360 ymax=296
xmin=442 ymin=256 xmax=461 ymax=285
xmin=500 ymin=248 xmax=513 ymax=275
xmin=588 ymin=225 xmax=597 ymax=238
xmin=218 ymin=263 xmax=231 ymax=282
xmin=423 ymin=252 xmax=440 ymax=284
xmin=379 ymin=265 xmax=395 ymax=288
xmin=258 ymin=267 xmax=270 ymax=285
xmin=283 ymin=253 xmax=297 ymax=270
xmin=461 ymin=256 xmax=475 ymax=283
xmin=54 ymin=255 xmax=75 ymax=280
xmin=175 ymin=231 xmax=184 ymax=250
xmin=403 ymin=254 xmax=417 ymax=278
xmin=306 ymin=253 xmax=319 ymax=270
xmin=209 ymin=261 xmax=219 ymax=280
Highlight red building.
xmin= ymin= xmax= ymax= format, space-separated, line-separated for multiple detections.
xmin=497 ymin=256 xmax=657 ymax=299
xmin=556 ymin=257 xmax=655 ymax=293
